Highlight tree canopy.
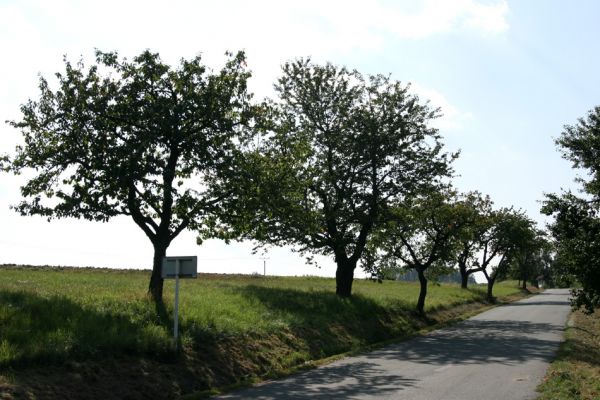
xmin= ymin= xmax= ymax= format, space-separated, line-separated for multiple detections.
xmin=543 ymin=193 xmax=600 ymax=312
xmin=4 ymin=49 xmax=255 ymax=302
xmin=451 ymin=191 xmax=495 ymax=289
xmin=543 ymin=106 xmax=600 ymax=312
xmin=217 ymin=59 xmax=455 ymax=297
xmin=479 ymin=209 xmax=538 ymax=301
xmin=372 ymin=190 xmax=469 ymax=313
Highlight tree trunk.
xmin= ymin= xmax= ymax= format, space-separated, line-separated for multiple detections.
xmin=521 ymin=274 xmax=527 ymax=290
xmin=149 ymin=242 xmax=167 ymax=303
xmin=460 ymin=270 xmax=469 ymax=289
xmin=416 ymin=268 xmax=428 ymax=314
xmin=457 ymin=247 xmax=471 ymax=289
xmin=335 ymin=258 xmax=356 ymax=297
xmin=486 ymin=277 xmax=496 ymax=303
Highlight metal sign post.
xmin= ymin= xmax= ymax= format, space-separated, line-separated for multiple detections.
xmin=174 ymin=259 xmax=180 ymax=342
xmin=260 ymin=256 xmax=270 ymax=276
xmin=162 ymin=256 xmax=198 ymax=346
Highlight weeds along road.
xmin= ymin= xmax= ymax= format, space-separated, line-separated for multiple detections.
xmin=216 ymin=289 xmax=571 ymax=400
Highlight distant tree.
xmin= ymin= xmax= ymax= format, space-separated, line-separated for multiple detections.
xmin=3 ymin=50 xmax=255 ymax=303
xmin=453 ymin=192 xmax=496 ymax=289
xmin=509 ymin=231 xmax=551 ymax=289
xmin=481 ymin=210 xmax=536 ymax=302
xmin=393 ymin=268 xmax=476 ymax=284
xmin=542 ymin=106 xmax=600 ymax=312
xmin=481 ymin=254 xmax=511 ymax=302
xmin=217 ymin=59 xmax=455 ymax=297
xmin=360 ymin=244 xmax=387 ymax=282
xmin=375 ymin=190 xmax=467 ymax=314
xmin=531 ymin=238 xmax=555 ymax=288
xmin=549 ymin=246 xmax=577 ymax=289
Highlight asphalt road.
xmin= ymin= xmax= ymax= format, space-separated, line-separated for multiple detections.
xmin=215 ymin=288 xmax=571 ymax=400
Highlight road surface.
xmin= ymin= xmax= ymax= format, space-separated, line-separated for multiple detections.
xmin=216 ymin=289 xmax=571 ymax=400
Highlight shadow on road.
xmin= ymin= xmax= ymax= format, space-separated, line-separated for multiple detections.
xmin=502 ymin=301 xmax=571 ymax=306
xmin=365 ymin=319 xmax=564 ymax=366
xmin=534 ymin=291 xmax=566 ymax=295
xmin=219 ymin=361 xmax=418 ymax=399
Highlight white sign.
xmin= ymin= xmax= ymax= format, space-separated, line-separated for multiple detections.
xmin=161 ymin=256 xmax=197 ymax=279
xmin=161 ymin=256 xmax=198 ymax=346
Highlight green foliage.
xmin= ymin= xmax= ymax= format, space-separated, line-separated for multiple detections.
xmin=449 ymin=192 xmax=547 ymax=296
xmin=543 ymin=106 xmax=600 ymax=312
xmin=377 ymin=190 xmax=467 ymax=272
xmin=556 ymin=106 xmax=600 ymax=195
xmin=543 ymin=193 xmax=600 ymax=312
xmin=452 ymin=192 xmax=497 ymax=285
xmin=505 ymin=230 xmax=553 ymax=286
xmin=371 ymin=189 xmax=472 ymax=312
xmin=6 ymin=50 xmax=253 ymax=228
xmin=215 ymin=59 xmax=455 ymax=296
xmin=482 ymin=209 xmax=539 ymax=281
xmin=4 ymin=50 xmax=256 ymax=300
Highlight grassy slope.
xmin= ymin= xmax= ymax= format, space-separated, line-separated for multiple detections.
xmin=0 ymin=266 xmax=525 ymax=399
xmin=537 ymin=309 xmax=600 ymax=400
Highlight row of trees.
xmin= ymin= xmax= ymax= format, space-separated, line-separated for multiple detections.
xmin=362 ymin=191 xmax=548 ymax=312
xmin=3 ymin=50 xmax=549 ymax=313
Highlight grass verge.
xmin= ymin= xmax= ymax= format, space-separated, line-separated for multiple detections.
xmin=537 ymin=309 xmax=600 ymax=400
xmin=0 ymin=265 xmax=530 ymax=399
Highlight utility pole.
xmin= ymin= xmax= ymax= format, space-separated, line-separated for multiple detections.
xmin=259 ymin=256 xmax=270 ymax=276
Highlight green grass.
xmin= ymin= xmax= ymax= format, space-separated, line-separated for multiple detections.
xmin=537 ymin=309 xmax=600 ymax=400
xmin=0 ymin=265 xmax=526 ymax=397
xmin=0 ymin=267 xmax=171 ymax=365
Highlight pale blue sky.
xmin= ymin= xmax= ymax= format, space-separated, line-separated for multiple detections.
xmin=337 ymin=0 xmax=597 ymax=216
xmin=0 ymin=0 xmax=596 ymax=277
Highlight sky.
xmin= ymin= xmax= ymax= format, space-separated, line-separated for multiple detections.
xmin=1 ymin=0 xmax=598 ymax=279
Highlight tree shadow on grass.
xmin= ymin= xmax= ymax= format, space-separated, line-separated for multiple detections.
xmin=235 ymin=285 xmax=569 ymax=369
xmin=565 ymin=336 xmax=600 ymax=366
xmin=235 ymin=285 xmax=424 ymax=359
xmin=0 ymin=289 xmax=174 ymax=367
xmin=562 ymin=312 xmax=600 ymax=367
xmin=0 ymin=290 xmax=237 ymax=399
xmin=172 ymin=285 xmax=445 ymax=394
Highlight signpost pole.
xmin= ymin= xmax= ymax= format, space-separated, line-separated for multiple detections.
xmin=174 ymin=259 xmax=180 ymax=344
xmin=162 ymin=256 xmax=196 ymax=348
xmin=260 ymin=256 xmax=269 ymax=276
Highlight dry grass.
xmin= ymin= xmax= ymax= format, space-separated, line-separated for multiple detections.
xmin=537 ymin=309 xmax=600 ymax=400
